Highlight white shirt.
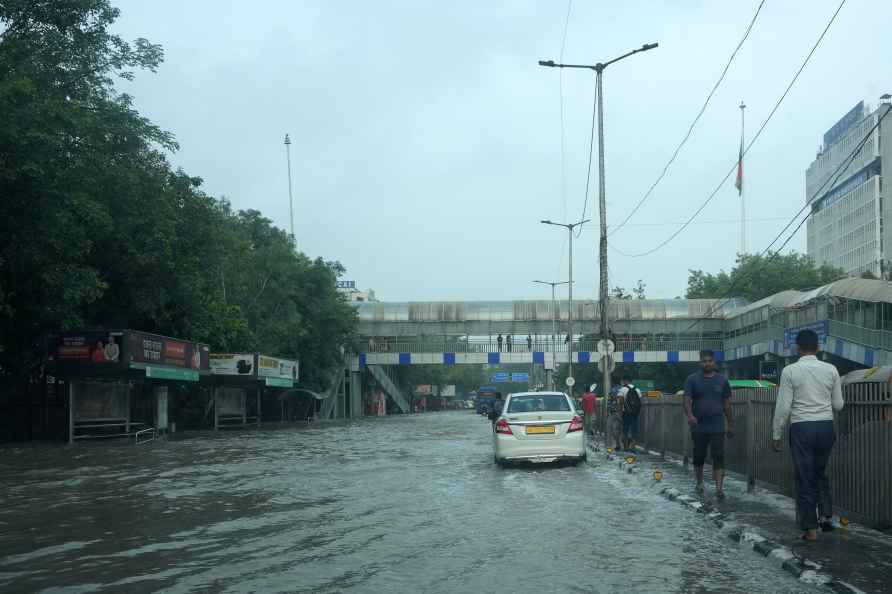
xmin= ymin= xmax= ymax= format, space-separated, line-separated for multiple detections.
xmin=772 ymin=355 xmax=844 ymax=440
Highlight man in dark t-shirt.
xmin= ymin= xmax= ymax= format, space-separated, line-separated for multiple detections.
xmin=684 ymin=349 xmax=734 ymax=499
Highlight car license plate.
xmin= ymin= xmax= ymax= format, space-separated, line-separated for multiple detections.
xmin=526 ymin=425 xmax=555 ymax=435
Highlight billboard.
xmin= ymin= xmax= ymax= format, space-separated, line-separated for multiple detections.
xmin=336 ymin=280 xmax=356 ymax=289
xmin=48 ymin=331 xmax=125 ymax=366
xmin=257 ymin=355 xmax=299 ymax=382
xmin=783 ymin=321 xmax=829 ymax=350
xmin=128 ymin=331 xmax=209 ymax=370
xmin=823 ymin=101 xmax=865 ymax=147
xmin=209 ymin=353 xmax=256 ymax=376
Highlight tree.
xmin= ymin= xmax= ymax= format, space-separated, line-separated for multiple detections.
xmin=611 ymin=279 xmax=646 ymax=301
xmin=686 ymin=252 xmax=846 ymax=302
xmin=0 ymin=1 xmax=357 ymax=393
xmin=611 ymin=286 xmax=631 ymax=300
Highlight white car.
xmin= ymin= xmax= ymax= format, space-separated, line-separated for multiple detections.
xmin=492 ymin=391 xmax=586 ymax=466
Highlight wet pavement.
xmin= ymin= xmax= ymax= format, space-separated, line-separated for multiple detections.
xmin=0 ymin=412 xmax=828 ymax=593
xmin=620 ymin=446 xmax=892 ymax=594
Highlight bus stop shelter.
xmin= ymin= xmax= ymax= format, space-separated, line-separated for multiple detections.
xmin=207 ymin=353 xmax=299 ymax=429
xmin=46 ymin=330 xmax=210 ymax=443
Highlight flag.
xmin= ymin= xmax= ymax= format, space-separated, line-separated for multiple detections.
xmin=734 ymin=133 xmax=744 ymax=195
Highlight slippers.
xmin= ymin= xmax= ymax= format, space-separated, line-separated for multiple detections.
xmin=820 ymin=521 xmax=835 ymax=532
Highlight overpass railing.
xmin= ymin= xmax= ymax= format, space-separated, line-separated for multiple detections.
xmin=616 ymin=386 xmax=891 ymax=529
xmin=829 ymin=319 xmax=892 ymax=351
xmin=357 ymin=337 xmax=723 ymax=354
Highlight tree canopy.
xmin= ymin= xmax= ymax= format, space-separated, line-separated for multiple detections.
xmin=0 ymin=0 xmax=356 ymax=388
xmin=686 ymin=252 xmax=847 ymax=303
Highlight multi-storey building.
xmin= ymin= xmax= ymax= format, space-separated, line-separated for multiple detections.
xmin=806 ymin=96 xmax=892 ymax=277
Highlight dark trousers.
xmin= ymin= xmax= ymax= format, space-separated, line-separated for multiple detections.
xmin=790 ymin=421 xmax=835 ymax=531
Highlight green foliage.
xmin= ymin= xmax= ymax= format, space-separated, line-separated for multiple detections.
xmin=686 ymin=252 xmax=847 ymax=303
xmin=0 ymin=1 xmax=356 ymax=386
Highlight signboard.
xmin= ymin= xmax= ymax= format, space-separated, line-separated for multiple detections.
xmin=491 ymin=372 xmax=510 ymax=383
xmin=48 ymin=331 xmax=124 ymax=365
xmin=783 ymin=321 xmax=829 ymax=350
xmin=441 ymin=384 xmax=456 ymax=397
xmin=265 ymin=377 xmax=293 ymax=388
xmin=597 ymin=339 xmax=615 ymax=356
xmin=759 ymin=360 xmax=779 ymax=381
xmin=511 ymin=372 xmax=530 ymax=383
xmin=145 ymin=366 xmax=199 ymax=382
xmin=336 ymin=280 xmax=356 ymax=289
xmin=209 ymin=353 xmax=256 ymax=377
xmin=634 ymin=379 xmax=656 ymax=391
xmin=415 ymin=384 xmax=433 ymax=395
xmin=257 ymin=355 xmax=299 ymax=382
xmin=823 ymin=101 xmax=864 ymax=147
xmin=565 ymin=376 xmax=576 ymax=387
xmin=128 ymin=331 xmax=209 ymax=370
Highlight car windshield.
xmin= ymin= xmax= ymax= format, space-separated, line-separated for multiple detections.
xmin=507 ymin=395 xmax=571 ymax=413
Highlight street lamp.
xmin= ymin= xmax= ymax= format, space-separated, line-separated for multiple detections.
xmin=539 ymin=41 xmax=658 ymax=403
xmin=533 ymin=279 xmax=571 ymax=389
xmin=284 ymin=134 xmax=295 ymax=246
xmin=541 ymin=219 xmax=589 ymax=397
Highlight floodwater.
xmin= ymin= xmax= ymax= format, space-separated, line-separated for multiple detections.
xmin=0 ymin=412 xmax=825 ymax=593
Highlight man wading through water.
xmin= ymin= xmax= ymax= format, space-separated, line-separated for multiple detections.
xmin=684 ymin=350 xmax=734 ymax=499
xmin=772 ymin=329 xmax=844 ymax=541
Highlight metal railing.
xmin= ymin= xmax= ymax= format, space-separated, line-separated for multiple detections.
xmin=134 ymin=427 xmax=156 ymax=445
xmin=358 ymin=337 xmax=723 ymax=355
xmin=613 ymin=385 xmax=892 ymax=529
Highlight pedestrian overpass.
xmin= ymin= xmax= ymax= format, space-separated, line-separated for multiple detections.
xmin=330 ymin=279 xmax=892 ymax=416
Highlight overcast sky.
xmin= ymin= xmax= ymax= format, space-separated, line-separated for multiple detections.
xmin=112 ymin=0 xmax=892 ymax=302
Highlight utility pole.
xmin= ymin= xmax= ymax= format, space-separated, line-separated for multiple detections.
xmin=284 ymin=134 xmax=295 ymax=246
xmin=541 ymin=220 xmax=589 ymax=398
xmin=539 ymin=41 xmax=658 ymax=402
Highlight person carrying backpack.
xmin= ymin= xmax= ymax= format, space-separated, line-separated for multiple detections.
xmin=620 ymin=376 xmax=641 ymax=451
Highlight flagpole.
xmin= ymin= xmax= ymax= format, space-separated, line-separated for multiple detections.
xmin=739 ymin=101 xmax=746 ymax=255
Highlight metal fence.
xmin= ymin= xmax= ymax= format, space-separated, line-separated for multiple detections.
xmin=603 ymin=385 xmax=892 ymax=529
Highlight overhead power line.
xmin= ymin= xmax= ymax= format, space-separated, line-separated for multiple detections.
xmin=609 ymin=0 xmax=767 ymax=238
xmin=615 ymin=0 xmax=847 ymax=258
xmin=682 ymin=101 xmax=889 ymax=334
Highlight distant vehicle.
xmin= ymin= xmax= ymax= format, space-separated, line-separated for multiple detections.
xmin=476 ymin=386 xmax=501 ymax=415
xmin=492 ymin=391 xmax=586 ymax=466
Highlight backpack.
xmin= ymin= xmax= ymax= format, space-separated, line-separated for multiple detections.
xmin=624 ymin=386 xmax=641 ymax=416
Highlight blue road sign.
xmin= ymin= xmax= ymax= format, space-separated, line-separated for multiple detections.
xmin=511 ymin=372 xmax=530 ymax=382
xmin=491 ymin=372 xmax=510 ymax=383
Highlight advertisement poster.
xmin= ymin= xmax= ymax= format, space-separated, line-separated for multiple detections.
xmin=128 ymin=331 xmax=209 ymax=370
xmin=257 ymin=355 xmax=299 ymax=381
xmin=209 ymin=353 xmax=256 ymax=376
xmin=49 ymin=331 xmax=124 ymax=365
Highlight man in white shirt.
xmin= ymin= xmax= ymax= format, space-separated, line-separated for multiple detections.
xmin=772 ymin=329 xmax=844 ymax=541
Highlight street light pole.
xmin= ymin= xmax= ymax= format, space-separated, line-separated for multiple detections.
xmin=541 ymin=219 xmax=589 ymax=398
xmin=284 ymin=134 xmax=295 ymax=246
xmin=539 ymin=42 xmax=658 ymax=401
xmin=533 ymin=279 xmax=570 ymax=388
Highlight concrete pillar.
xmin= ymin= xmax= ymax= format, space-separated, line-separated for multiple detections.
xmin=351 ymin=371 xmax=362 ymax=418
xmin=257 ymin=385 xmax=262 ymax=428
xmin=68 ymin=381 xmax=75 ymax=444
xmin=545 ymin=369 xmax=554 ymax=391
xmin=154 ymin=385 xmax=169 ymax=434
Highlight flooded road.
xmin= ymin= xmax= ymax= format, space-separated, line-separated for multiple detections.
xmin=1 ymin=412 xmax=824 ymax=593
